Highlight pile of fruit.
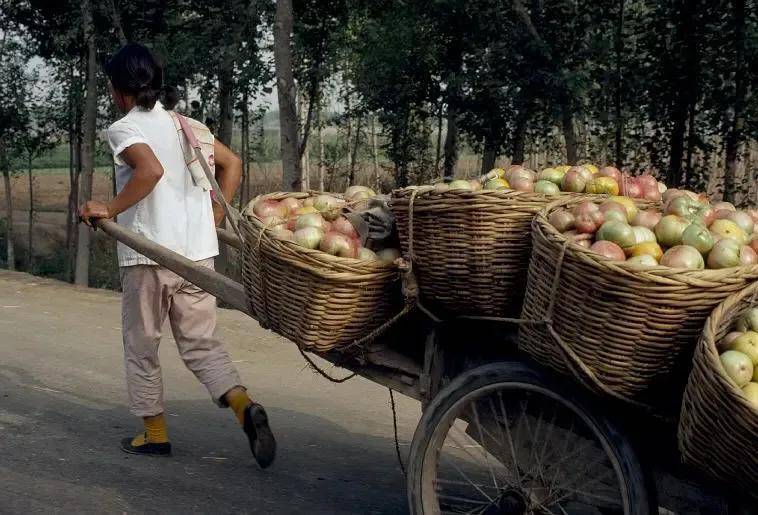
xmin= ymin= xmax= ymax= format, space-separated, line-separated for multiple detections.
xmin=245 ymin=186 xmax=400 ymax=263
xmin=718 ymin=308 xmax=758 ymax=409
xmin=548 ymin=189 xmax=758 ymax=269
xmin=432 ymin=163 xmax=667 ymax=201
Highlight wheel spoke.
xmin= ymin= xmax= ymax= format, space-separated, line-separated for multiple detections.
xmin=481 ymin=397 xmax=521 ymax=487
xmin=547 ymin=467 xmax=619 ymax=507
xmin=439 ymin=445 xmax=495 ymax=503
xmin=498 ymin=391 xmax=523 ymax=489
xmin=436 ymin=493 xmax=491 ymax=506
xmin=536 ymin=410 xmax=559 ymax=484
xmin=549 ymin=485 xmax=620 ymax=508
xmin=546 ymin=418 xmax=575 ymax=495
xmin=470 ymin=401 xmax=501 ymax=492
xmin=520 ymin=402 xmax=548 ymax=482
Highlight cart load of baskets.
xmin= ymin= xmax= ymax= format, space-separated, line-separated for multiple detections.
xmin=239 ymin=161 xmax=757 ymax=498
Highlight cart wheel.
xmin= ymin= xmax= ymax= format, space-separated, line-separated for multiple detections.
xmin=407 ymin=362 xmax=651 ymax=515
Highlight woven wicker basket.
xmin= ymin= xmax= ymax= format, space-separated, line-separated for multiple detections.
xmin=391 ymin=187 xmax=564 ymax=317
xmin=519 ymin=196 xmax=758 ymax=407
xmin=678 ymin=282 xmax=758 ymax=495
xmin=240 ymin=192 xmax=400 ymax=352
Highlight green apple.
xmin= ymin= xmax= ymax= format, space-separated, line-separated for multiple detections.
xmin=682 ymin=223 xmax=715 ymax=254
xmin=731 ymin=331 xmax=758 ymax=365
xmin=742 ymin=382 xmax=758 ymax=409
xmin=736 ymin=307 xmax=758 ymax=332
xmin=720 ymin=350 xmax=754 ymax=387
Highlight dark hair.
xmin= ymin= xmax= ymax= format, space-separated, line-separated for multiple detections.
xmin=160 ymin=85 xmax=180 ymax=111
xmin=104 ymin=43 xmax=163 ymax=110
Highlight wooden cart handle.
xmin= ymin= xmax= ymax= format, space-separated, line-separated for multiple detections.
xmin=216 ymin=227 xmax=242 ymax=250
xmin=93 ymin=218 xmax=252 ymax=316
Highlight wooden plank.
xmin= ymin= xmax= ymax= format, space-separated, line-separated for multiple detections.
xmin=420 ymin=324 xmax=443 ymax=409
xmin=216 ymin=227 xmax=242 ymax=250
xmin=359 ymin=343 xmax=422 ymax=377
xmin=94 ymin=219 xmax=253 ymax=316
xmin=316 ymin=350 xmax=422 ymax=401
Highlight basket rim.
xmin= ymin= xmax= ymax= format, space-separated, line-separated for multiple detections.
xmin=699 ymin=280 xmax=758 ymax=413
xmin=533 ymin=196 xmax=758 ymax=282
xmin=243 ymin=192 xmax=398 ymax=273
xmin=391 ymin=185 xmax=576 ymax=202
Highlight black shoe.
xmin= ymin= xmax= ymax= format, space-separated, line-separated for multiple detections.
xmin=243 ymin=403 xmax=276 ymax=469
xmin=120 ymin=435 xmax=172 ymax=457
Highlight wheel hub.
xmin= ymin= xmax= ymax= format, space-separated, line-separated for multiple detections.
xmin=486 ymin=489 xmax=527 ymax=515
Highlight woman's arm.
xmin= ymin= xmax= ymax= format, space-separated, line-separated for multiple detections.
xmin=79 ymin=143 xmax=164 ymax=225
xmin=212 ymin=139 xmax=243 ymax=226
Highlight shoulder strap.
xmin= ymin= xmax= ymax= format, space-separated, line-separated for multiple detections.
xmin=168 ymin=111 xmax=212 ymax=191
xmin=175 ymin=113 xmax=243 ymax=246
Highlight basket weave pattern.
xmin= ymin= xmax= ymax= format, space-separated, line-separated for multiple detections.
xmin=391 ymin=188 xmax=562 ymax=317
xmin=240 ymin=192 xmax=400 ymax=352
xmin=519 ymin=197 xmax=758 ymax=405
xmin=678 ymin=282 xmax=758 ymax=495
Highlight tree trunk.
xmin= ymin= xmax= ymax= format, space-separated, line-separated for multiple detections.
xmin=512 ymin=101 xmax=532 ymax=165
xmin=65 ymin=63 xmax=80 ymax=282
xmin=435 ymin=102 xmax=443 ymax=178
xmin=66 ymin=85 xmax=81 ymax=283
xmin=480 ymin=132 xmax=498 ymax=174
xmin=2 ymin=167 xmax=14 ymax=270
xmin=217 ymin=66 xmax=234 ymax=146
xmin=299 ymin=90 xmax=309 ymax=190
xmin=27 ymin=156 xmax=34 ymax=270
xmin=443 ymin=105 xmax=458 ymax=180
xmin=723 ymin=0 xmax=746 ymax=203
xmin=75 ymin=0 xmax=98 ymax=287
xmin=108 ymin=0 xmax=128 ymax=45
xmin=668 ymin=0 xmax=699 ymax=188
xmin=317 ymin=103 xmax=325 ymax=191
xmin=561 ymin=106 xmax=577 ymax=165
xmin=66 ymin=120 xmax=74 ymax=279
xmin=299 ymin=81 xmax=318 ymax=160
xmin=394 ymin=111 xmax=412 ymax=188
xmin=301 ymin=140 xmax=310 ymax=191
xmin=345 ymin=90 xmax=352 ymax=182
xmin=685 ymin=103 xmax=696 ymax=188
xmin=668 ymin=109 xmax=687 ymax=187
xmin=371 ymin=115 xmax=379 ymax=189
xmin=215 ymin=64 xmax=235 ymax=280
xmin=239 ymin=88 xmax=249 ymax=209
xmin=348 ymin=117 xmax=361 ymax=186
xmin=273 ymin=0 xmax=301 ymax=191
xmin=614 ymin=0 xmax=625 ymax=167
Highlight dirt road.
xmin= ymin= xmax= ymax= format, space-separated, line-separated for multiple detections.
xmin=0 ymin=271 xmax=420 ymax=514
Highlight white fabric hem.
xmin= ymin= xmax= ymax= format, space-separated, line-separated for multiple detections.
xmin=112 ymin=135 xmax=148 ymax=158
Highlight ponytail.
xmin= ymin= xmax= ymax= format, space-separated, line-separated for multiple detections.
xmin=135 ymin=89 xmax=158 ymax=110
xmin=159 ymin=85 xmax=180 ymax=111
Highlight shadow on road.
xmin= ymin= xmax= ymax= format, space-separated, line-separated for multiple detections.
xmin=0 ymin=364 xmax=409 ymax=514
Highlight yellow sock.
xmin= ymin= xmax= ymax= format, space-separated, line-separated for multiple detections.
xmin=131 ymin=414 xmax=169 ymax=446
xmin=226 ymin=388 xmax=252 ymax=424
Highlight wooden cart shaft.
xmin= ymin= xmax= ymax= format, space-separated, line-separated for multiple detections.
xmin=94 ymin=219 xmax=252 ymax=316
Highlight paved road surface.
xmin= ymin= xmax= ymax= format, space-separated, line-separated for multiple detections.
xmin=0 ymin=271 xmax=420 ymax=514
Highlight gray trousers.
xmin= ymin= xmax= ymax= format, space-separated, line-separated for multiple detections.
xmin=120 ymin=259 xmax=242 ymax=417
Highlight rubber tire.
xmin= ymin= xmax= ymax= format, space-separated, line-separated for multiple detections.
xmin=407 ymin=361 xmax=652 ymax=515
